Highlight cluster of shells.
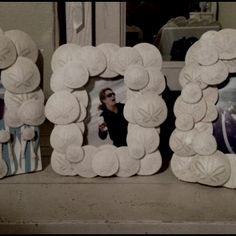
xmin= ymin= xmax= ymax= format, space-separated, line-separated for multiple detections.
xmin=169 ymin=28 xmax=236 ymax=189
xmin=45 ymin=42 xmax=167 ymax=177
xmin=0 ymin=28 xmax=45 ymax=179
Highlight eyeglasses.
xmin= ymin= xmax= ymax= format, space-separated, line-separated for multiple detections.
xmin=106 ymin=92 xmax=115 ymax=98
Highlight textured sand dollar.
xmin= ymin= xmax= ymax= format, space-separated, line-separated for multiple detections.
xmin=202 ymin=86 xmax=219 ymax=104
xmin=3 ymin=107 xmax=23 ymax=128
xmin=22 ymin=127 xmax=35 ymax=141
xmin=50 ymin=124 xmax=83 ymax=154
xmin=133 ymin=42 xmax=162 ymax=68
xmin=192 ymin=132 xmax=217 ymax=156
xmin=123 ymin=96 xmax=139 ymax=124
xmin=75 ymin=121 xmax=85 ymax=134
xmin=137 ymin=150 xmax=162 ymax=176
xmin=135 ymin=93 xmax=167 ymax=128
xmin=181 ymin=82 xmax=202 ymax=104
xmin=126 ymin=88 xmax=142 ymax=100
xmin=75 ymin=145 xmax=98 ymax=178
xmin=222 ymin=59 xmax=236 ymax=73
xmin=194 ymin=122 xmax=213 ymax=134
xmin=45 ymin=91 xmax=80 ymax=125
xmin=185 ymin=40 xmax=218 ymax=66
xmin=190 ymin=151 xmax=231 ymax=186
xmin=92 ymin=149 xmax=119 ymax=177
xmin=212 ymin=28 xmax=236 ymax=60
xmin=76 ymin=45 xmax=107 ymax=76
xmin=200 ymin=60 xmax=229 ymax=85
xmin=174 ymin=96 xmax=207 ymax=123
xmin=169 ymin=128 xmax=198 ymax=157
xmin=0 ymin=34 xmax=17 ymax=69
xmin=5 ymin=29 xmax=38 ymax=62
xmin=51 ymin=150 xmax=77 ymax=176
xmin=170 ymin=153 xmax=197 ymax=183
xmin=63 ymin=60 xmax=89 ymax=89
xmin=115 ymin=146 xmax=140 ymax=177
xmin=73 ymin=101 xmax=87 ymax=123
xmin=72 ymin=88 xmax=89 ymax=108
xmin=223 ymin=154 xmax=236 ymax=189
xmin=201 ymin=102 xmax=218 ymax=122
xmin=1 ymin=56 xmax=40 ymax=94
xmin=65 ymin=145 xmax=84 ymax=163
xmin=0 ymin=130 xmax=10 ymax=143
xmin=113 ymin=46 xmax=143 ymax=75
xmin=51 ymin=43 xmax=81 ymax=72
xmin=98 ymin=144 xmax=117 ymax=151
xmin=175 ymin=113 xmax=194 ymax=131
xmin=124 ymin=64 xmax=149 ymax=90
xmin=18 ymin=100 xmax=45 ymax=126
xmin=127 ymin=136 xmax=145 ymax=160
xmin=141 ymin=66 xmax=166 ymax=95
xmin=97 ymin=43 xmax=120 ymax=78
xmin=179 ymin=63 xmax=208 ymax=89
xmin=50 ymin=67 xmax=73 ymax=93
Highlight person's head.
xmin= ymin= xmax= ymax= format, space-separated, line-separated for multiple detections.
xmin=98 ymin=88 xmax=116 ymax=110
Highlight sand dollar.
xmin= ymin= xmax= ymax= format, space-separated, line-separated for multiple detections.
xmin=175 ymin=113 xmax=194 ymax=131
xmin=223 ymin=154 xmax=236 ymax=189
xmin=181 ymin=82 xmax=202 ymax=104
xmin=0 ymin=159 xmax=8 ymax=179
xmin=65 ymin=145 xmax=84 ymax=163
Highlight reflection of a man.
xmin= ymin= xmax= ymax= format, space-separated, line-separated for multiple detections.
xmin=98 ymin=88 xmax=128 ymax=147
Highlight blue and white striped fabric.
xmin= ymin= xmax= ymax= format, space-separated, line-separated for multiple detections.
xmin=0 ymin=119 xmax=42 ymax=177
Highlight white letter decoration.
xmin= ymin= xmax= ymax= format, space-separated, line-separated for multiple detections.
xmin=170 ymin=28 xmax=236 ymax=189
xmin=45 ymin=43 xmax=168 ymax=177
xmin=0 ymin=27 xmax=45 ymax=179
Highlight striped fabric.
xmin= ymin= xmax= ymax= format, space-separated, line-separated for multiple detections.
xmin=0 ymin=119 xmax=42 ymax=176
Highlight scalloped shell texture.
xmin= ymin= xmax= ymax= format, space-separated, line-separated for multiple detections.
xmin=0 ymin=27 xmax=44 ymax=179
xmin=170 ymin=28 xmax=236 ymax=189
xmin=45 ymin=42 xmax=167 ymax=178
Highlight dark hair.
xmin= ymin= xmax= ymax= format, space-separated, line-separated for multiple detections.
xmin=98 ymin=87 xmax=113 ymax=110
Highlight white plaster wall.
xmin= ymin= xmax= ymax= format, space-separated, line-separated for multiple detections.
xmin=218 ymin=2 xmax=236 ymax=29
xmin=0 ymin=2 xmax=58 ymax=99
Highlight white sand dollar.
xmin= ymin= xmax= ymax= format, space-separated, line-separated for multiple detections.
xmin=201 ymin=102 xmax=218 ymax=122
xmin=115 ymin=146 xmax=140 ymax=177
xmin=63 ymin=61 xmax=89 ymax=89
xmin=192 ymin=132 xmax=217 ymax=156
xmin=222 ymin=59 xmax=236 ymax=73
xmin=133 ymin=42 xmax=162 ymax=68
xmin=124 ymin=64 xmax=149 ymax=90
xmin=179 ymin=63 xmax=208 ymax=89
xmin=123 ymin=96 xmax=138 ymax=124
xmin=213 ymin=28 xmax=236 ymax=60
xmin=97 ymin=43 xmax=120 ymax=78
xmin=175 ymin=113 xmax=194 ymax=131
xmin=190 ymin=151 xmax=231 ymax=186
xmin=75 ymin=121 xmax=85 ymax=134
xmin=169 ymin=128 xmax=198 ymax=157
xmin=92 ymin=149 xmax=119 ymax=177
xmin=223 ymin=154 xmax=236 ymax=189
xmin=113 ymin=46 xmax=143 ymax=75
xmin=200 ymin=60 xmax=229 ymax=85
xmin=0 ymin=159 xmax=8 ymax=179
xmin=99 ymin=144 xmax=117 ymax=151
xmin=141 ymin=66 xmax=166 ymax=95
xmin=181 ymin=82 xmax=202 ymax=104
xmin=5 ymin=29 xmax=38 ymax=62
xmin=135 ymin=93 xmax=167 ymax=128
xmin=72 ymin=88 xmax=89 ymax=108
xmin=76 ymin=45 xmax=107 ymax=76
xmin=170 ymin=153 xmax=198 ymax=183
xmin=51 ymin=150 xmax=77 ymax=176
xmin=202 ymin=86 xmax=219 ymax=104
xmin=75 ymin=145 xmax=98 ymax=178
xmin=74 ymin=102 xmax=87 ymax=123
xmin=1 ymin=56 xmax=40 ymax=94
xmin=22 ymin=127 xmax=35 ymax=141
xmin=127 ymin=136 xmax=145 ymax=160
xmin=0 ymin=130 xmax=10 ymax=143
xmin=0 ymin=34 xmax=17 ymax=69
xmin=174 ymin=96 xmax=207 ymax=123
xmin=50 ymin=67 xmax=73 ymax=93
xmin=194 ymin=122 xmax=213 ymax=134
xmin=50 ymin=123 xmax=83 ymax=154
xmin=18 ymin=99 xmax=45 ymax=126
xmin=65 ymin=145 xmax=84 ymax=163
xmin=51 ymin=43 xmax=81 ymax=72
xmin=137 ymin=150 xmax=162 ymax=176
xmin=45 ymin=91 xmax=80 ymax=125
xmin=126 ymin=88 xmax=142 ymax=100
xmin=3 ymin=107 xmax=23 ymax=128
xmin=4 ymin=88 xmax=44 ymax=108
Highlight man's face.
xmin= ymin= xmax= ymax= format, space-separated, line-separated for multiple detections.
xmin=103 ymin=89 xmax=116 ymax=107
